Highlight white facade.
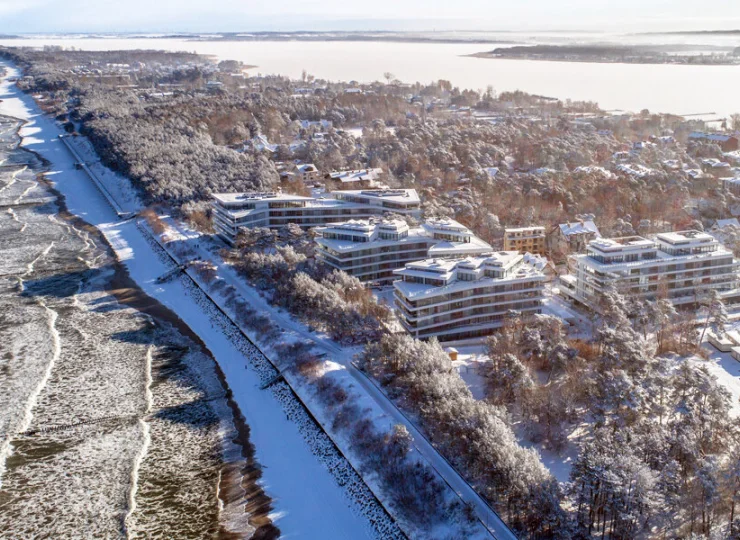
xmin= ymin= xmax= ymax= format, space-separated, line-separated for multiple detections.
xmin=393 ymin=252 xmax=547 ymax=342
xmin=212 ymin=189 xmax=421 ymax=244
xmin=315 ymin=218 xmax=492 ymax=284
xmin=559 ymin=230 xmax=740 ymax=310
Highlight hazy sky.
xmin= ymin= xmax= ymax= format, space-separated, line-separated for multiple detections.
xmin=2 ymin=0 xmax=740 ymax=33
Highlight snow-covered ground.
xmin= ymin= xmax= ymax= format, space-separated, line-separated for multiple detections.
xmin=0 ymin=62 xmax=380 ymax=539
xmin=693 ymin=345 xmax=740 ymax=417
xmin=693 ymin=319 xmax=740 ymax=418
xmin=514 ymin=421 xmax=586 ymax=485
xmin=59 ymin=132 xmax=143 ymax=214
xmin=450 ymin=346 xmax=489 ymax=401
xmin=451 ymin=345 xmax=584 ymax=484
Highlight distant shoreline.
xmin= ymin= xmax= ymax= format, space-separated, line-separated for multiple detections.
xmin=468 ymin=46 xmax=740 ymax=66
xmin=5 ymin=32 xmax=518 ymax=46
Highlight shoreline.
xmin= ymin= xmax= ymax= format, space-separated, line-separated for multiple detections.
xmin=2 ymin=109 xmax=277 ymax=539
xmin=466 ymin=51 xmax=740 ymax=67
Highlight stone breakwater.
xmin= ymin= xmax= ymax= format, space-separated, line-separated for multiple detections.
xmin=136 ymin=220 xmax=405 ymax=540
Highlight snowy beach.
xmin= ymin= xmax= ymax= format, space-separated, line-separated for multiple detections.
xmin=0 ymin=111 xmax=264 ymax=537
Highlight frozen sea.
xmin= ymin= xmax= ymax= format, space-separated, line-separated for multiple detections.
xmin=3 ymin=33 xmax=740 ymax=118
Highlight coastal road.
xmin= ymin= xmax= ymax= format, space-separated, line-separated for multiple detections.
xmin=164 ymin=218 xmax=518 ymax=540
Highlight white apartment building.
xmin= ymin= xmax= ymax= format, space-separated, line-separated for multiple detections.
xmin=315 ymin=217 xmax=492 ymax=284
xmin=212 ymin=188 xmax=421 ymax=244
xmin=393 ymin=252 xmax=547 ymax=342
xmin=559 ymin=230 xmax=740 ymax=310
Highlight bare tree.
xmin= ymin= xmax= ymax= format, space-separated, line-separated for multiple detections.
xmin=731 ymin=112 xmax=740 ymax=131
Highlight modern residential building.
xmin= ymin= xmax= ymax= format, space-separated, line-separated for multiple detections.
xmin=315 ymin=217 xmax=492 ymax=284
xmin=393 ymin=252 xmax=547 ymax=341
xmin=503 ymin=226 xmax=546 ymax=255
xmin=559 ymin=230 xmax=740 ymax=311
xmin=212 ymin=188 xmax=421 ymax=244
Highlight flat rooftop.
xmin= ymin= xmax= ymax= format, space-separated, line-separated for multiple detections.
xmin=424 ymin=217 xmax=471 ymax=232
xmin=333 ymin=188 xmax=420 ymax=204
xmin=589 ymin=236 xmax=655 ymax=251
xmin=656 ymin=230 xmax=715 ymax=244
xmin=321 ymin=219 xmax=378 ymax=233
xmin=402 ymin=252 xmax=527 ymax=275
xmin=505 ymin=226 xmax=546 ymax=233
xmin=213 ymin=192 xmax=314 ymax=204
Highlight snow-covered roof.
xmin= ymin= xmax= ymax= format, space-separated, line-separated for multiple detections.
xmin=589 ymin=236 xmax=655 ymax=252
xmin=702 ymin=158 xmax=731 ymax=169
xmin=713 ymin=218 xmax=740 ymax=229
xmin=686 ymin=169 xmax=709 ymax=179
xmin=212 ymin=191 xmax=313 ymax=205
xmin=559 ymin=220 xmax=600 ymax=237
xmin=505 ymin=226 xmax=545 ymax=234
xmin=662 ymin=160 xmax=681 ymax=170
xmin=329 ymin=168 xmax=383 ymax=183
xmin=332 ymin=188 xmax=420 ymax=206
xmin=394 ymin=252 xmax=546 ymax=299
xmin=574 ymin=166 xmax=615 ymax=178
xmin=689 ymin=131 xmax=737 ymax=143
xmin=296 ymin=163 xmax=318 ymax=173
xmin=616 ymin=163 xmax=656 ymax=178
xmin=656 ymin=230 xmax=715 ymax=245
xmin=316 ymin=217 xmax=491 ymax=256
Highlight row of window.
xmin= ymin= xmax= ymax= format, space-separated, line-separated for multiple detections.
xmin=402 ymin=306 xmax=543 ymax=337
xmin=398 ymin=291 xmax=543 ymax=319
xmin=318 ymin=242 xmax=431 ymax=259
xmin=318 ymin=250 xmax=429 ymax=270
xmin=403 ymin=281 xmax=544 ymax=308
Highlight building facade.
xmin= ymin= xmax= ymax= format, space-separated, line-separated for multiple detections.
xmin=315 ymin=218 xmax=492 ymax=284
xmin=295 ymin=163 xmax=321 ymax=184
xmin=722 ymin=177 xmax=740 ymax=196
xmin=393 ymin=252 xmax=547 ymax=342
xmin=559 ymin=231 xmax=740 ymax=311
xmin=548 ymin=220 xmax=601 ymax=256
xmin=212 ymin=188 xmax=421 ymax=244
xmin=689 ymin=131 xmax=740 ymax=152
xmin=503 ymin=227 xmax=546 ymax=255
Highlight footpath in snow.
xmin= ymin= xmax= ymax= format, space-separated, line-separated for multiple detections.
xmin=0 ymin=62 xmax=383 ymax=540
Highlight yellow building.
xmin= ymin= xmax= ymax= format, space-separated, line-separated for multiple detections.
xmin=503 ymin=226 xmax=546 ymax=255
